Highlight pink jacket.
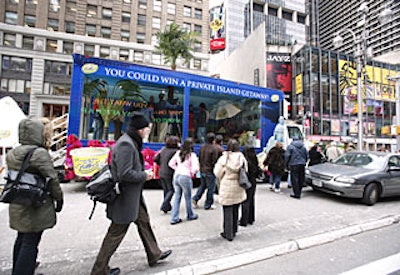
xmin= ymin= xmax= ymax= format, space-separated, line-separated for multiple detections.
xmin=168 ymin=151 xmax=199 ymax=178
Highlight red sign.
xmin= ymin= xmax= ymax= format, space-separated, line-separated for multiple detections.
xmin=210 ymin=38 xmax=225 ymax=51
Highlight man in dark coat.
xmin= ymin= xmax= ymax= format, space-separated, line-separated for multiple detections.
xmin=285 ymin=136 xmax=308 ymax=199
xmin=91 ymin=112 xmax=172 ymax=275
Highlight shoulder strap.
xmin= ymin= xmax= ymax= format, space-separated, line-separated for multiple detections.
xmin=88 ymin=201 xmax=96 ymax=220
xmin=16 ymin=147 xmax=38 ymax=182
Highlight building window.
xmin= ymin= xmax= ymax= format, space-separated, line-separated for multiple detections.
xmin=136 ymin=32 xmax=145 ymax=43
xmin=45 ymin=61 xmax=70 ymax=75
xmin=3 ymin=33 xmax=16 ymax=47
xmin=24 ymin=15 xmax=36 ymax=27
xmin=87 ymin=5 xmax=97 ymax=18
xmin=152 ymin=53 xmax=161 ymax=65
xmin=152 ymin=17 xmax=161 ymax=29
xmin=120 ymin=49 xmax=129 ymax=61
xmin=8 ymin=0 xmax=19 ymax=5
xmin=134 ymin=51 xmax=144 ymax=63
xmin=1 ymin=79 xmax=30 ymax=94
xmin=2 ymin=56 xmax=32 ymax=72
xmin=166 ymin=20 xmax=174 ymax=26
xmin=65 ymin=21 xmax=75 ymax=33
xmin=184 ymin=6 xmax=191 ymax=17
xmin=194 ymin=8 xmax=202 ymax=19
xmin=47 ymin=39 xmax=58 ymax=53
xmin=194 ymin=24 xmax=202 ymax=34
xmin=167 ymin=3 xmax=176 ymax=14
xmin=121 ymin=30 xmax=130 ymax=41
xmin=138 ymin=0 xmax=147 ymax=9
xmin=84 ymin=44 xmax=95 ymax=56
xmin=49 ymin=0 xmax=60 ymax=12
xmin=122 ymin=12 xmax=131 ymax=23
xmin=183 ymin=22 xmax=191 ymax=32
xmin=25 ymin=0 xmax=37 ymax=7
xmin=43 ymin=83 xmax=71 ymax=96
xmin=47 ymin=19 xmax=59 ymax=31
xmin=86 ymin=24 xmax=96 ymax=36
xmin=22 ymin=36 xmax=34 ymax=50
xmin=194 ymin=41 xmax=201 ymax=52
xmin=101 ymin=27 xmax=111 ymax=38
xmin=298 ymin=14 xmax=306 ymax=24
xmin=154 ymin=0 xmax=162 ymax=12
xmin=138 ymin=14 xmax=146 ymax=26
xmin=102 ymin=8 xmax=112 ymax=20
xmin=193 ymin=59 xmax=201 ymax=70
xmin=151 ymin=35 xmax=158 ymax=45
xmin=5 ymin=12 xmax=18 ymax=25
xmin=66 ymin=1 xmax=77 ymax=15
xmin=268 ymin=7 xmax=278 ymax=16
xmin=100 ymin=47 xmax=110 ymax=58
xmin=63 ymin=42 xmax=73 ymax=54
xmin=123 ymin=0 xmax=131 ymax=4
xmin=282 ymin=10 xmax=292 ymax=21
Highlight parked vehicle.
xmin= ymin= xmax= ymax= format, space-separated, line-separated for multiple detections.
xmin=306 ymin=151 xmax=400 ymax=205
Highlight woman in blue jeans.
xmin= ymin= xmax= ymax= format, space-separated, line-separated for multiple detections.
xmin=168 ymin=138 xmax=200 ymax=225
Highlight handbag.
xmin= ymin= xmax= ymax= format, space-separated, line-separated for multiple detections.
xmin=0 ymin=147 xmax=50 ymax=207
xmin=239 ymin=164 xmax=251 ymax=190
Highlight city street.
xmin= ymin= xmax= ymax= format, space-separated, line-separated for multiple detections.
xmin=1 ymin=181 xmax=400 ymax=275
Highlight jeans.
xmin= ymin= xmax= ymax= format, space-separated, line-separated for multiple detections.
xmin=290 ymin=164 xmax=305 ymax=197
xmin=197 ymin=127 xmax=206 ymax=143
xmin=269 ymin=173 xmax=282 ymax=189
xmin=13 ymin=231 xmax=43 ymax=275
xmin=171 ymin=174 xmax=197 ymax=222
xmin=193 ymin=172 xmax=216 ymax=209
xmin=159 ymin=176 xmax=174 ymax=212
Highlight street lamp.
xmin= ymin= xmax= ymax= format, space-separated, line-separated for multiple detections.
xmin=333 ymin=2 xmax=393 ymax=151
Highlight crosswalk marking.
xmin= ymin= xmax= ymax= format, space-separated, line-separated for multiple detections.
xmin=340 ymin=252 xmax=400 ymax=275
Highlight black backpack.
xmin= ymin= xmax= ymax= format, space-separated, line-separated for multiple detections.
xmin=86 ymin=165 xmax=120 ymax=219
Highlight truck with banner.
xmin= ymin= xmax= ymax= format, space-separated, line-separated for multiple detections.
xmin=66 ymin=54 xmax=284 ymax=179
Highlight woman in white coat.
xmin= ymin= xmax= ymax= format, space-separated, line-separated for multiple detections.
xmin=214 ymin=139 xmax=247 ymax=241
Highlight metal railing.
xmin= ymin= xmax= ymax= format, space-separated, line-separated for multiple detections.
xmin=50 ymin=113 xmax=68 ymax=163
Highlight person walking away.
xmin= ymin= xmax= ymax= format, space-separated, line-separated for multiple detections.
xmin=168 ymin=138 xmax=199 ymax=225
xmin=154 ymin=136 xmax=180 ymax=213
xmin=325 ymin=141 xmax=342 ymax=162
xmin=214 ymin=139 xmax=247 ymax=241
xmin=239 ymin=145 xmax=260 ymax=226
xmin=308 ymin=143 xmax=325 ymax=166
xmin=192 ymin=132 xmax=220 ymax=210
xmin=264 ymin=141 xmax=285 ymax=192
xmin=6 ymin=118 xmax=64 ymax=275
xmin=91 ymin=112 xmax=172 ymax=275
xmin=285 ymin=136 xmax=308 ymax=199
xmin=93 ymin=110 xmax=104 ymax=140
xmin=196 ymin=103 xmax=209 ymax=143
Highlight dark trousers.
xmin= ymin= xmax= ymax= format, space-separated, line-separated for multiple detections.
xmin=159 ymin=176 xmax=174 ymax=212
xmin=290 ymin=164 xmax=306 ymax=198
xmin=240 ymin=183 xmax=256 ymax=225
xmin=193 ymin=172 xmax=216 ymax=209
xmin=91 ymin=202 xmax=162 ymax=275
xmin=222 ymin=204 xmax=240 ymax=240
xmin=13 ymin=231 xmax=43 ymax=275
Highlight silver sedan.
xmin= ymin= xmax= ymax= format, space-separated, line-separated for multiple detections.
xmin=305 ymin=151 xmax=400 ymax=205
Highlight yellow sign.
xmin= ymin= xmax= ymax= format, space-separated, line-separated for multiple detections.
xmin=210 ymin=19 xmax=224 ymax=31
xmin=381 ymin=126 xmax=390 ymax=135
xmin=70 ymin=147 xmax=109 ymax=177
xmin=295 ymin=74 xmax=302 ymax=94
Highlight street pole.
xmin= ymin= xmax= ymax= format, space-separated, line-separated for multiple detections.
xmin=356 ymin=44 xmax=363 ymax=151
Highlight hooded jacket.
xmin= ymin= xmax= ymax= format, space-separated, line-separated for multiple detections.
xmin=6 ymin=119 xmax=63 ymax=233
xmin=214 ymin=151 xmax=247 ymax=206
xmin=285 ymin=140 xmax=308 ymax=167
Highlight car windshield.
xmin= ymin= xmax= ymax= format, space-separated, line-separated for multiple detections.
xmin=332 ymin=153 xmax=386 ymax=170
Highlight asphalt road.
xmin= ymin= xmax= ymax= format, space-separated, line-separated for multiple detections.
xmin=1 ymin=181 xmax=400 ymax=274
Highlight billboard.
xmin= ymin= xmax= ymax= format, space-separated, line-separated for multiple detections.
xmin=210 ymin=4 xmax=226 ymax=52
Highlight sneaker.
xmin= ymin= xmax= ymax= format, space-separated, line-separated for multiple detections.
xmin=269 ymin=185 xmax=274 ymax=190
xmin=274 ymin=188 xmax=281 ymax=193
xmin=192 ymin=199 xmax=199 ymax=208
xmin=205 ymin=205 xmax=216 ymax=210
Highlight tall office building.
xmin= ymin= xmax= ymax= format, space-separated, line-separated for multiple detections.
xmin=310 ymin=0 xmax=400 ymax=64
xmin=0 ymin=0 xmax=210 ymax=118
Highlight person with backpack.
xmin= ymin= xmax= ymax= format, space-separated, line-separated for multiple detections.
xmin=91 ymin=112 xmax=172 ymax=275
xmin=5 ymin=118 xmax=64 ymax=275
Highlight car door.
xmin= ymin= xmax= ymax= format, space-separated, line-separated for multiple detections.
xmin=383 ymin=156 xmax=400 ymax=196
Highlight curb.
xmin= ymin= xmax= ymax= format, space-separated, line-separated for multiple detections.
xmin=155 ymin=215 xmax=400 ymax=275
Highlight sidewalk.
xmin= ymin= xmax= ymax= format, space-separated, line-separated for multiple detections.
xmin=1 ymin=182 xmax=400 ymax=275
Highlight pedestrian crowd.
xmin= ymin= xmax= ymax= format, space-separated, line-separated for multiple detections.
xmin=3 ymin=114 xmax=355 ymax=275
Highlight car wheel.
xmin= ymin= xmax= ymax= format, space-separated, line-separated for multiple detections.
xmin=362 ymin=183 xmax=379 ymax=206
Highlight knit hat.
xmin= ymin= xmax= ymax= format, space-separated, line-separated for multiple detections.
xmin=128 ymin=112 xmax=149 ymax=130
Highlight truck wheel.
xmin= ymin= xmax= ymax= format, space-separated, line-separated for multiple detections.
xmin=362 ymin=183 xmax=379 ymax=206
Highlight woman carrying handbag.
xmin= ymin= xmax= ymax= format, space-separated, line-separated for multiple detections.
xmin=214 ymin=139 xmax=247 ymax=241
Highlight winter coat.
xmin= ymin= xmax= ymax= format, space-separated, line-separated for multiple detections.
xmin=214 ymin=151 xmax=247 ymax=206
xmin=308 ymin=146 xmax=325 ymax=166
xmin=6 ymin=119 xmax=63 ymax=233
xmin=285 ymin=140 xmax=308 ymax=167
xmin=108 ymin=133 xmax=147 ymax=224
xmin=154 ymin=147 xmax=178 ymax=179
xmin=264 ymin=146 xmax=285 ymax=176
xmin=199 ymin=143 xmax=220 ymax=173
